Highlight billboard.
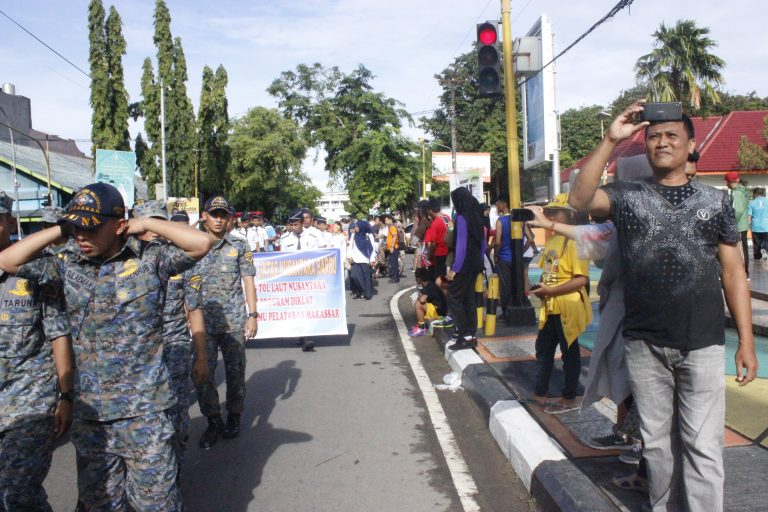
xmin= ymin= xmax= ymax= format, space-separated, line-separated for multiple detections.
xmin=521 ymin=15 xmax=557 ymax=170
xmin=431 ymin=152 xmax=491 ymax=183
xmin=95 ymin=149 xmax=136 ymax=207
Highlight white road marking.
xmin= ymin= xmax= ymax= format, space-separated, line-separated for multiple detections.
xmin=390 ymin=288 xmax=481 ymax=512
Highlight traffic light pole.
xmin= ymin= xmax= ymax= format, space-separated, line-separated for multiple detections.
xmin=500 ymin=0 xmax=535 ymax=326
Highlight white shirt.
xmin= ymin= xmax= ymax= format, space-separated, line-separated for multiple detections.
xmin=280 ymin=229 xmax=322 ymax=252
xmin=348 ymin=234 xmax=376 ymax=264
xmin=303 ymin=226 xmax=327 ymax=248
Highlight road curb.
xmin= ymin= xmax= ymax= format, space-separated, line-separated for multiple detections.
xmin=428 ymin=325 xmax=618 ymax=511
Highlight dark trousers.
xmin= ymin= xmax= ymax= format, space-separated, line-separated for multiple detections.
xmin=389 ymin=248 xmax=400 ymax=282
xmin=498 ymin=258 xmax=512 ymax=313
xmin=350 ymin=262 xmax=372 ymax=299
xmin=447 ymin=270 xmax=479 ymax=338
xmin=739 ymin=231 xmax=749 ymax=276
xmin=534 ymin=315 xmax=581 ymax=399
xmin=428 ymin=255 xmax=447 ymax=280
xmin=195 ymin=332 xmax=246 ymax=417
xmin=753 ymin=231 xmax=768 ymax=260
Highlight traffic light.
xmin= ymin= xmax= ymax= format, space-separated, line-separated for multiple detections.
xmin=476 ymin=22 xmax=502 ymax=96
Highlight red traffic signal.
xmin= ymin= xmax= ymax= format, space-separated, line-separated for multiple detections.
xmin=476 ymin=22 xmax=502 ymax=96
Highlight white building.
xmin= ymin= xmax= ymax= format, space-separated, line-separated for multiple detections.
xmin=316 ymin=191 xmax=349 ymax=222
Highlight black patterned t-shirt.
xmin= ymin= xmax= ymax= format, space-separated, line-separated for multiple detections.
xmin=602 ymin=178 xmax=739 ymax=350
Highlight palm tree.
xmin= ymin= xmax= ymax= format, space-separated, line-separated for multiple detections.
xmin=635 ymin=19 xmax=725 ymax=110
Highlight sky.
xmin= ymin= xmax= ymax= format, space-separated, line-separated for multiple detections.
xmin=2 ymin=0 xmax=767 ymax=191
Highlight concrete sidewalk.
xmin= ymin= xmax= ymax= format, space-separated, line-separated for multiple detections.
xmin=399 ymin=272 xmax=768 ymax=511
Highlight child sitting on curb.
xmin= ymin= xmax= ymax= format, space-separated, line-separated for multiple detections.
xmin=409 ymin=268 xmax=451 ymax=337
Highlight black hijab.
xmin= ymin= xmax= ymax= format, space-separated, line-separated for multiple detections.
xmin=451 ymin=187 xmax=484 ymax=243
xmin=353 ymin=220 xmax=374 ymax=258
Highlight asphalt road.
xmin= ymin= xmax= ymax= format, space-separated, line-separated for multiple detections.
xmin=43 ymin=277 xmax=532 ymax=511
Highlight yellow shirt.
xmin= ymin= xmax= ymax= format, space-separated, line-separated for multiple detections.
xmin=538 ymin=234 xmax=592 ymax=345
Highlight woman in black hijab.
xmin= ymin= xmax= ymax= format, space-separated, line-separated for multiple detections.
xmin=349 ymin=220 xmax=376 ymax=299
xmin=446 ymin=187 xmax=486 ymax=350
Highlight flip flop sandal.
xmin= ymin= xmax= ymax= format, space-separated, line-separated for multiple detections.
xmin=543 ymin=402 xmax=580 ymax=414
xmin=611 ymin=474 xmax=648 ymax=494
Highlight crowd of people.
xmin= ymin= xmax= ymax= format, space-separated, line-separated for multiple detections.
xmin=0 ymin=99 xmax=761 ymax=512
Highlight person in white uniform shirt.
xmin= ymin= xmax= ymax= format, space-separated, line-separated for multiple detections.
xmin=280 ymin=208 xmax=322 ymax=351
xmin=314 ymin=215 xmax=334 ymax=248
xmin=300 ymin=209 xmax=327 ymax=248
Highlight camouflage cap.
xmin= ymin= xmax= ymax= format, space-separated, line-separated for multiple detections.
xmin=41 ymin=206 xmax=65 ymax=224
xmin=132 ymin=200 xmax=169 ymax=220
xmin=0 ymin=191 xmax=14 ymax=215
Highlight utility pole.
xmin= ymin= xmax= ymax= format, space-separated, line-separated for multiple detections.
xmin=160 ymin=79 xmax=168 ymax=202
xmin=449 ymin=83 xmax=458 ymax=176
xmin=418 ymin=138 xmax=427 ymax=199
xmin=500 ymin=0 xmax=535 ymax=325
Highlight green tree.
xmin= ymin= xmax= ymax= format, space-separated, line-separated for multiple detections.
xmin=737 ymin=115 xmax=768 ymax=169
xmin=559 ymin=105 xmax=604 ymax=169
xmin=88 ymin=1 xmax=129 ymax=156
xmin=104 ymin=6 xmax=129 ymax=150
xmin=137 ymin=0 xmax=196 ymax=197
xmin=88 ymin=0 xmax=109 ymax=158
xmin=138 ymin=58 xmax=160 ymax=191
xmin=268 ymin=63 xmax=419 ymax=212
xmin=227 ymin=107 xmax=320 ymax=217
xmin=197 ymin=65 xmax=231 ymax=199
xmin=635 ymin=19 xmax=725 ymax=110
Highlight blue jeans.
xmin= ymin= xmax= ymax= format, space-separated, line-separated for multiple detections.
xmin=626 ymin=340 xmax=725 ymax=512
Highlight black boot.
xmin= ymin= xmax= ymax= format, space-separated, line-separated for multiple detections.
xmin=199 ymin=415 xmax=223 ymax=450
xmin=222 ymin=413 xmax=241 ymax=439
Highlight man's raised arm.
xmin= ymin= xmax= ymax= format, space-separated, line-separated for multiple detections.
xmin=127 ymin=218 xmax=212 ymax=260
xmin=0 ymin=226 xmax=63 ymax=274
xmin=570 ymin=100 xmax=649 ymax=216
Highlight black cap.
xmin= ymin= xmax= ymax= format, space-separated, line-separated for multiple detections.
xmin=287 ymin=208 xmax=303 ymax=223
xmin=170 ymin=209 xmax=190 ymax=223
xmin=315 ymin=215 xmax=327 ymax=224
xmin=62 ymin=183 xmax=125 ymax=230
xmin=204 ymin=196 xmax=232 ymax=213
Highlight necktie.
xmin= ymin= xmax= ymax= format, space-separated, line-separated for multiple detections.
xmin=296 ymin=234 xmax=301 ymax=250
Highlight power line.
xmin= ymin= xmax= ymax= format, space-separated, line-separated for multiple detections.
xmin=519 ymin=0 xmax=635 ymax=86
xmin=0 ymin=8 xmax=91 ymax=80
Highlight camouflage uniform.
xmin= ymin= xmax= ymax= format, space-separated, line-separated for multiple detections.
xmin=18 ymin=236 xmax=196 ymax=511
xmin=0 ymin=263 xmax=70 ymax=511
xmin=193 ymin=234 xmax=254 ymax=419
xmin=162 ymin=266 xmax=202 ymax=468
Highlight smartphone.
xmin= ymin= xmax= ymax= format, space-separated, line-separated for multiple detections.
xmin=510 ymin=208 xmax=534 ymax=222
xmin=529 ymin=283 xmax=541 ymax=291
xmin=639 ymin=102 xmax=683 ymax=122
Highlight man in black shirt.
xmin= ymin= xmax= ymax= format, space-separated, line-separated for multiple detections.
xmin=570 ymin=100 xmax=757 ymax=512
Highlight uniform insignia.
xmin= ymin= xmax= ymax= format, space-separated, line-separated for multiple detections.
xmin=0 ymin=313 xmax=9 ymax=322
xmin=228 ymin=248 xmax=238 ymax=257
xmin=169 ymin=275 xmax=183 ymax=282
xmin=118 ymin=259 xmax=139 ymax=277
xmin=244 ymin=251 xmax=253 ymax=263
xmin=188 ymin=275 xmax=202 ymax=291
xmin=9 ymin=279 xmax=31 ymax=297
xmin=117 ymin=290 xmax=128 ymax=300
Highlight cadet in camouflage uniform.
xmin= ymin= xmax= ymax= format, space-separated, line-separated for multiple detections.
xmin=133 ymin=201 xmax=210 ymax=471
xmin=0 ymin=192 xmax=74 ymax=511
xmin=0 ymin=184 xmax=213 ymax=511
xmin=195 ymin=196 xmax=258 ymax=449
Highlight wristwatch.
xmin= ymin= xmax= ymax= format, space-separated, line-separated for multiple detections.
xmin=247 ymin=312 xmax=259 ymax=318
xmin=59 ymin=391 xmax=75 ymax=402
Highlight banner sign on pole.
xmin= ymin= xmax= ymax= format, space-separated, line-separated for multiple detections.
xmin=96 ymin=149 xmax=136 ymax=207
xmin=166 ymin=197 xmax=200 ymax=226
xmin=252 ymin=249 xmax=347 ymax=339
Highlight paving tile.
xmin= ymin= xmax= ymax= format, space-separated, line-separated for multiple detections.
xmin=724 ymin=377 xmax=768 ymax=440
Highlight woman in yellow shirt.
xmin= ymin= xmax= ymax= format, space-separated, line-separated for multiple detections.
xmin=529 ymin=193 xmax=592 ymax=413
